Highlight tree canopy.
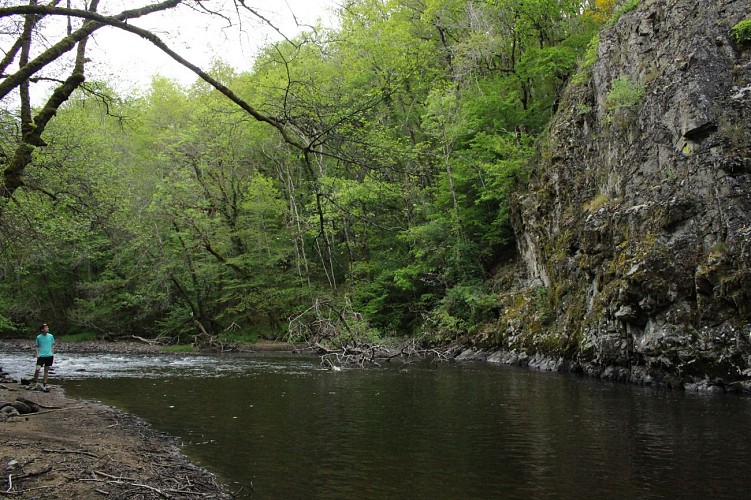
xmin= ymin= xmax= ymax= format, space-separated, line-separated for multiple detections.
xmin=0 ymin=0 xmax=612 ymax=345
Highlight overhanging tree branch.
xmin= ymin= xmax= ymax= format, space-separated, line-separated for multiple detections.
xmin=0 ymin=2 xmax=308 ymax=151
xmin=0 ymin=1 xmax=183 ymax=100
xmin=2 ymin=0 xmax=102 ymax=198
xmin=1 ymin=0 xmax=317 ymax=200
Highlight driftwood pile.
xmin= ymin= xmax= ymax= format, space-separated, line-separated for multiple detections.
xmin=287 ymin=298 xmax=452 ymax=369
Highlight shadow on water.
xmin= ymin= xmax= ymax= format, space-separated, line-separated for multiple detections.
xmin=7 ymin=352 xmax=742 ymax=499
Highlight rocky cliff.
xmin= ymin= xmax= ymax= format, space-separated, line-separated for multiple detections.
xmin=480 ymin=0 xmax=751 ymax=392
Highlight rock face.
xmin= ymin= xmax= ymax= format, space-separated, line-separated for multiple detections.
xmin=505 ymin=0 xmax=751 ymax=387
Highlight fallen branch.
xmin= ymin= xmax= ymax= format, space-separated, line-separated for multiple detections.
xmin=93 ymin=471 xmax=171 ymax=498
xmin=34 ymin=403 xmax=63 ymax=410
xmin=43 ymin=448 xmax=99 ymax=458
xmin=5 ymin=465 xmax=52 ymax=494
xmin=0 ymin=484 xmax=57 ymax=496
xmin=10 ymin=405 xmax=85 ymax=417
xmin=132 ymin=335 xmax=161 ymax=345
xmin=93 ymin=471 xmax=138 ymax=482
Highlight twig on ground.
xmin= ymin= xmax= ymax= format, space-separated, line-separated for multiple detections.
xmin=4 ymin=465 xmax=53 ymax=493
xmin=93 ymin=471 xmax=171 ymax=498
xmin=1 ymin=484 xmax=58 ymax=496
xmin=43 ymin=448 xmax=99 ymax=458
xmin=8 ymin=405 xmax=86 ymax=418
xmin=132 ymin=335 xmax=162 ymax=345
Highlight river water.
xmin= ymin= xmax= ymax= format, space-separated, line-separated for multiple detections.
xmin=2 ymin=351 xmax=751 ymax=499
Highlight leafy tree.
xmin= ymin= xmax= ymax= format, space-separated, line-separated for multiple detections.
xmin=0 ymin=0 xmax=615 ymax=344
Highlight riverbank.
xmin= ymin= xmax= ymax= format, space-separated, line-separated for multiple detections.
xmin=0 ymin=380 xmax=233 ymax=498
xmin=0 ymin=338 xmax=261 ymax=498
xmin=0 ymin=337 xmax=310 ymax=498
xmin=0 ymin=337 xmax=304 ymax=355
xmin=453 ymin=346 xmax=751 ymax=395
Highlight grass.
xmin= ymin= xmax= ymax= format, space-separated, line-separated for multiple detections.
xmin=586 ymin=193 xmax=611 ymax=212
xmin=218 ymin=330 xmax=259 ymax=345
xmin=59 ymin=331 xmax=98 ymax=343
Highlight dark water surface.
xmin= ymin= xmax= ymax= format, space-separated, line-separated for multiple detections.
xmin=12 ymin=352 xmax=746 ymax=499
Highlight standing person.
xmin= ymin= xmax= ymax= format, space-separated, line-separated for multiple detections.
xmin=33 ymin=323 xmax=55 ymax=390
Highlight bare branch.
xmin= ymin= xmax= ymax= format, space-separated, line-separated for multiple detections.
xmin=235 ymin=0 xmax=297 ymax=47
xmin=0 ymin=2 xmax=308 ymax=150
xmin=2 ymin=1 xmax=334 ymax=202
xmin=0 ymin=0 xmax=184 ymax=101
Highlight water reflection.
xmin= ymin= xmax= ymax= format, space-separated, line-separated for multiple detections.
xmin=30 ymin=355 xmax=748 ymax=499
xmin=4 ymin=351 xmax=749 ymax=498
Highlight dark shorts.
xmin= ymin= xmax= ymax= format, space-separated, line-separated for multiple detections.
xmin=36 ymin=356 xmax=54 ymax=367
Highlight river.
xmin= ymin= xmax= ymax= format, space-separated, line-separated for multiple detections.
xmin=2 ymin=351 xmax=751 ymax=499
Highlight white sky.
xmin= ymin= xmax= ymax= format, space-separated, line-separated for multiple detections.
xmin=82 ymin=0 xmax=340 ymax=93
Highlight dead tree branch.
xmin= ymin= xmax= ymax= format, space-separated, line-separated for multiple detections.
xmin=288 ymin=298 xmax=448 ymax=368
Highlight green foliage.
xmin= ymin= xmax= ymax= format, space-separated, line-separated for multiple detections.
xmin=218 ymin=328 xmax=259 ymax=344
xmin=153 ymin=303 xmax=203 ymax=344
xmin=731 ymin=19 xmax=751 ymax=45
xmin=517 ymin=45 xmax=580 ymax=84
xmin=606 ymin=76 xmax=645 ymax=110
xmin=607 ymin=0 xmax=640 ymax=27
xmin=0 ymin=0 xmax=609 ymax=348
xmin=59 ymin=331 xmax=98 ymax=343
xmin=0 ymin=310 xmax=19 ymax=336
xmin=571 ymin=35 xmax=600 ymax=86
xmin=605 ymin=76 xmax=645 ymax=121
xmin=422 ymin=282 xmax=499 ymax=342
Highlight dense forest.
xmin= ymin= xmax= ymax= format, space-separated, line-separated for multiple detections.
xmin=1 ymin=0 xmax=620 ymax=345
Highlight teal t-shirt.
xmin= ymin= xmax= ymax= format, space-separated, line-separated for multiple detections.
xmin=36 ymin=333 xmax=55 ymax=357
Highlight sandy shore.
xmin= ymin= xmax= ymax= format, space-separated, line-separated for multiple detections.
xmin=0 ymin=337 xmax=309 ymax=498
xmin=0 ymin=380 xmax=233 ymax=499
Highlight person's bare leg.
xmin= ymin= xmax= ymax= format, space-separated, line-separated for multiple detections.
xmin=43 ymin=365 xmax=49 ymax=385
xmin=33 ymin=364 xmax=40 ymax=383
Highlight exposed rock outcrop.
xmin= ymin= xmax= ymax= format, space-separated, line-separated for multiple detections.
xmin=492 ymin=0 xmax=751 ymax=390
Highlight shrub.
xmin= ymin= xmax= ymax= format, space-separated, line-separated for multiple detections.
xmin=731 ymin=19 xmax=751 ymax=45
xmin=605 ymin=76 xmax=645 ymax=112
xmin=571 ymin=35 xmax=600 ymax=86
xmin=218 ymin=329 xmax=259 ymax=344
xmin=607 ymin=0 xmax=640 ymax=27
